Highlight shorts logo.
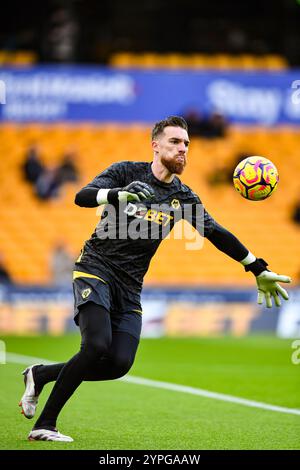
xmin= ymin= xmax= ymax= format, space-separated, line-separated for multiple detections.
xmin=81 ymin=288 xmax=92 ymax=299
xmin=171 ymin=199 xmax=180 ymax=209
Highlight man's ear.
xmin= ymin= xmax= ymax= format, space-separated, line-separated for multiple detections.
xmin=152 ymin=140 xmax=159 ymax=153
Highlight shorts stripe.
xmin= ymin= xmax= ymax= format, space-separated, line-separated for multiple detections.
xmin=132 ymin=309 xmax=143 ymax=315
xmin=73 ymin=270 xmax=107 ymax=284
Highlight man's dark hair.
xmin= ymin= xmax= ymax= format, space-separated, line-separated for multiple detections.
xmin=151 ymin=116 xmax=188 ymax=140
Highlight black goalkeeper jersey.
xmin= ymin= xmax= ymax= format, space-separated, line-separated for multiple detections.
xmin=76 ymin=161 xmax=216 ymax=292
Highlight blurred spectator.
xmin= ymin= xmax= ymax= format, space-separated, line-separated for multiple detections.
xmin=207 ymin=162 xmax=232 ymax=186
xmin=291 ymin=197 xmax=300 ymax=225
xmin=43 ymin=8 xmax=79 ymax=62
xmin=50 ymin=243 xmax=74 ymax=286
xmin=23 ymin=146 xmax=80 ymax=201
xmin=183 ymin=108 xmax=207 ymax=137
xmin=226 ymin=27 xmax=247 ymax=53
xmin=183 ymin=108 xmax=228 ymax=139
xmin=0 ymin=253 xmax=13 ymax=285
xmin=35 ymin=167 xmax=62 ymax=201
xmin=205 ymin=112 xmax=228 ymax=139
xmin=208 ymin=152 xmax=251 ymax=187
xmin=22 ymin=144 xmax=45 ymax=185
xmin=56 ymin=150 xmax=79 ymax=184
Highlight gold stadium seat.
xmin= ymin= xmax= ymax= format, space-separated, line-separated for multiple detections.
xmin=110 ymin=52 xmax=289 ymax=71
xmin=260 ymin=55 xmax=288 ymax=70
xmin=0 ymin=123 xmax=299 ymax=285
xmin=11 ymin=51 xmax=37 ymax=66
xmin=109 ymin=52 xmax=135 ymax=67
xmin=0 ymin=50 xmax=36 ymax=66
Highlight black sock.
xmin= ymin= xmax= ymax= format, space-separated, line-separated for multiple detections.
xmin=33 ymin=424 xmax=57 ymax=432
xmin=34 ymin=364 xmax=65 ymax=395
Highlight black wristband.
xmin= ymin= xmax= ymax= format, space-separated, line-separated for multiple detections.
xmin=107 ymin=188 xmax=121 ymax=205
xmin=244 ymin=258 xmax=269 ymax=276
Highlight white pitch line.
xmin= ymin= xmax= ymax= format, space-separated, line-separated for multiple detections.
xmin=6 ymin=352 xmax=300 ymax=417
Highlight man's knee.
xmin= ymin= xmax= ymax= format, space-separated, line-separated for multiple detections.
xmin=81 ymin=336 xmax=111 ymax=361
xmin=110 ymin=354 xmax=135 ymax=379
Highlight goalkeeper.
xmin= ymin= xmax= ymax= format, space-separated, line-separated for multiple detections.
xmin=19 ymin=116 xmax=291 ymax=442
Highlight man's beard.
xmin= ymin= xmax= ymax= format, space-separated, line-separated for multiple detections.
xmin=161 ymin=155 xmax=186 ymax=175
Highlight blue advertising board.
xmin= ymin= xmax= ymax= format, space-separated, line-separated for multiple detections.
xmin=0 ymin=284 xmax=289 ymax=336
xmin=0 ymin=66 xmax=300 ymax=125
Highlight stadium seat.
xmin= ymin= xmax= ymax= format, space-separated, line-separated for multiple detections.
xmin=109 ymin=52 xmax=288 ymax=70
xmin=0 ymin=124 xmax=299 ymax=285
xmin=0 ymin=50 xmax=36 ymax=66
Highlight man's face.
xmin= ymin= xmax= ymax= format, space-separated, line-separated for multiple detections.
xmin=152 ymin=126 xmax=190 ymax=175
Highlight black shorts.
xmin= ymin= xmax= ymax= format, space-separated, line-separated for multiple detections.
xmin=72 ymin=264 xmax=142 ymax=340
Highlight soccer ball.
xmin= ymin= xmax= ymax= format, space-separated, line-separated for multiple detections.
xmin=233 ymin=156 xmax=279 ymax=201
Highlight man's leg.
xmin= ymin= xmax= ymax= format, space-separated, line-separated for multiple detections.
xmin=34 ymin=308 xmax=141 ymax=388
xmin=84 ymin=331 xmax=139 ymax=381
xmin=33 ymin=301 xmax=111 ymax=430
xmin=32 ymin=331 xmax=139 ymax=395
xmin=83 ymin=309 xmax=141 ymax=381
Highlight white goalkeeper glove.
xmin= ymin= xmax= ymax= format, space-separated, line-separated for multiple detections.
xmin=242 ymin=256 xmax=291 ymax=308
xmin=256 ymin=270 xmax=291 ymax=308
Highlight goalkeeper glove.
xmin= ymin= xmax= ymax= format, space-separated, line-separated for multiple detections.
xmin=107 ymin=181 xmax=155 ymax=204
xmin=244 ymin=258 xmax=291 ymax=308
xmin=256 ymin=271 xmax=291 ymax=308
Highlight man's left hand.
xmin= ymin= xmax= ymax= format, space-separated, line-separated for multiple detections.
xmin=256 ymin=271 xmax=291 ymax=308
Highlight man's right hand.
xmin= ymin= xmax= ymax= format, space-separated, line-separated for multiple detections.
xmin=118 ymin=181 xmax=155 ymax=203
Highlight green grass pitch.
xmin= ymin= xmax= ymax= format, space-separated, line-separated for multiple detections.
xmin=0 ymin=334 xmax=299 ymax=450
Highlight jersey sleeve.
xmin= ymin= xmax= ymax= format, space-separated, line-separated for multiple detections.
xmin=185 ymin=195 xmax=249 ymax=261
xmin=206 ymin=222 xmax=249 ymax=261
xmin=184 ymin=194 xmax=216 ymax=237
xmin=83 ymin=162 xmax=127 ymax=190
xmin=74 ymin=162 xmax=128 ymax=207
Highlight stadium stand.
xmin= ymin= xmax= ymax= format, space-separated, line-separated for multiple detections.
xmin=0 ymin=124 xmax=299 ymax=286
xmin=0 ymin=50 xmax=37 ymax=66
xmin=110 ymin=53 xmax=288 ymax=70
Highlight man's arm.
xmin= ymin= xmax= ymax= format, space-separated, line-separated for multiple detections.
xmin=75 ymin=162 xmax=124 ymax=207
xmin=206 ymin=222 xmax=291 ymax=308
xmin=188 ymin=195 xmax=291 ymax=308
xmin=75 ymin=182 xmax=154 ymax=207
xmin=206 ymin=222 xmax=248 ymax=262
xmin=75 ymin=187 xmax=101 ymax=207
xmin=74 ymin=163 xmax=154 ymax=207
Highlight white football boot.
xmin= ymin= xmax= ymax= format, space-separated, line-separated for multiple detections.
xmin=19 ymin=364 xmax=42 ymax=419
xmin=28 ymin=429 xmax=74 ymax=442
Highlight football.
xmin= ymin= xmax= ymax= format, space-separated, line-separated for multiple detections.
xmin=233 ymin=156 xmax=279 ymax=201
